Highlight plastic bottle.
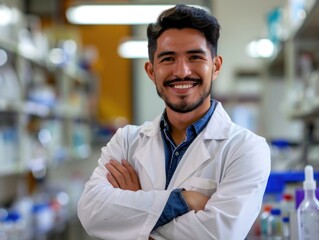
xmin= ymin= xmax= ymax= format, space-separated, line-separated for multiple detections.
xmin=260 ymin=204 xmax=272 ymax=239
xmin=297 ymin=165 xmax=319 ymax=240
xmin=280 ymin=192 xmax=294 ymax=218
xmin=1 ymin=211 xmax=24 ymax=240
xmin=268 ymin=208 xmax=282 ymax=239
xmin=282 ymin=216 xmax=290 ymax=240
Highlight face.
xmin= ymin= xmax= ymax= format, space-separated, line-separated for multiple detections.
xmin=145 ymin=28 xmax=222 ymax=114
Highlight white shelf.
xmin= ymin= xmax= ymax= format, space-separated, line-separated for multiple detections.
xmin=293 ymin=0 xmax=319 ymax=40
xmin=290 ymin=106 xmax=319 ymax=121
xmin=0 ymin=17 xmax=93 ymax=177
xmin=0 ymin=38 xmax=90 ymax=85
xmin=0 ymin=164 xmax=24 ymax=176
xmin=266 ymin=1 xmax=319 ymax=166
xmin=267 ymin=1 xmax=319 ymax=74
xmin=0 ymin=100 xmax=21 ymax=112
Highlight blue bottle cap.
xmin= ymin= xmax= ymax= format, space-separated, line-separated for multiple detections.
xmin=271 ymin=209 xmax=281 ymax=215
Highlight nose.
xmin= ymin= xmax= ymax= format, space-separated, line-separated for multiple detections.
xmin=173 ymin=59 xmax=192 ymax=79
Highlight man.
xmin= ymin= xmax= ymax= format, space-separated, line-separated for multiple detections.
xmin=78 ymin=4 xmax=270 ymax=240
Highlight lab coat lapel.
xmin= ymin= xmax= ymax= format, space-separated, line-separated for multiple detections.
xmin=168 ymin=102 xmax=232 ymax=189
xmin=134 ymin=117 xmax=166 ymax=190
xmin=169 ymin=138 xmax=211 ymax=189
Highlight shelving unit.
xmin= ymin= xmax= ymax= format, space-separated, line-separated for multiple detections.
xmin=267 ymin=0 xmax=319 ymax=167
xmin=0 ymin=11 xmax=94 ymax=178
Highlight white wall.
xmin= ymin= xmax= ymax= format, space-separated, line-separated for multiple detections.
xmin=132 ymin=58 xmax=165 ymax=125
xmin=132 ymin=23 xmax=165 ymax=125
xmin=262 ymin=77 xmax=303 ymax=141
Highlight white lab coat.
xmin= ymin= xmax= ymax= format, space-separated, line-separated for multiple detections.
xmin=78 ymin=102 xmax=271 ymax=240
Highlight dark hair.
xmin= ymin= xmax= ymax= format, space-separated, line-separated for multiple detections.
xmin=146 ymin=4 xmax=220 ymax=62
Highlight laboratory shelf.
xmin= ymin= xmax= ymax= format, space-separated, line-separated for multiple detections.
xmin=265 ymin=170 xmax=319 ymax=194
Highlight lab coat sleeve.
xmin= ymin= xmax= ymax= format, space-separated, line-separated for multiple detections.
xmin=151 ymin=136 xmax=271 ymax=240
xmin=77 ymin=127 xmax=171 ymax=240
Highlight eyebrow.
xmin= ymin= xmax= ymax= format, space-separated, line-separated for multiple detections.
xmin=187 ymin=49 xmax=206 ymax=55
xmin=156 ymin=49 xmax=206 ymax=59
xmin=157 ymin=51 xmax=175 ymax=59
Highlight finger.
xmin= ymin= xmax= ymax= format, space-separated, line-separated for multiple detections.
xmin=122 ymin=160 xmax=140 ymax=185
xmin=106 ymin=172 xmax=119 ymax=188
xmin=109 ymin=160 xmax=131 ymax=183
xmin=105 ymin=162 xmax=126 ymax=187
xmin=121 ymin=160 xmax=141 ymax=191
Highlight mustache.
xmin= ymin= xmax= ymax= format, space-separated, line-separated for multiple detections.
xmin=164 ymin=77 xmax=201 ymax=86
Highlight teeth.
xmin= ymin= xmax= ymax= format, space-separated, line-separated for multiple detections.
xmin=174 ymin=84 xmax=192 ymax=89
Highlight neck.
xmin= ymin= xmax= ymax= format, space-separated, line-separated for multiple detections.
xmin=165 ymin=99 xmax=211 ymax=144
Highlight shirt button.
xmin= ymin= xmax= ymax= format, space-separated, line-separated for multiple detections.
xmin=175 ymin=151 xmax=179 ymax=156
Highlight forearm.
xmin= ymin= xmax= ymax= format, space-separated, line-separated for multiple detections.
xmin=78 ymin=179 xmax=171 ymax=240
xmin=152 ymin=189 xmax=190 ymax=230
xmin=181 ymin=190 xmax=209 ymax=212
xmin=152 ymin=179 xmax=269 ymax=240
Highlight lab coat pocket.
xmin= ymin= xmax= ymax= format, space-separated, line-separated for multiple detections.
xmin=188 ymin=177 xmax=217 ymax=197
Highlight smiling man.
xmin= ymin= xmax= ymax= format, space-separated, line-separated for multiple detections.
xmin=147 ymin=28 xmax=218 ymax=113
xmin=78 ymin=4 xmax=271 ymax=240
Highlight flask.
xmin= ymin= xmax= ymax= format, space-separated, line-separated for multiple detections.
xmin=297 ymin=165 xmax=319 ymax=239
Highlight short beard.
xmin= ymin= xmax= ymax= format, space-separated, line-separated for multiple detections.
xmin=155 ymin=81 xmax=212 ymax=113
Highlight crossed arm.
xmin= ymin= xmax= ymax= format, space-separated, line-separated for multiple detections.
xmin=105 ymin=159 xmax=209 ymax=215
xmin=79 ymin=144 xmax=270 ymax=240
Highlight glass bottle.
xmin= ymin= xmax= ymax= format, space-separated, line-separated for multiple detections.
xmin=297 ymin=165 xmax=319 ymax=240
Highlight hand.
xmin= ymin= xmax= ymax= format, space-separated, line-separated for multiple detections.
xmin=182 ymin=190 xmax=209 ymax=212
xmin=105 ymin=159 xmax=141 ymax=191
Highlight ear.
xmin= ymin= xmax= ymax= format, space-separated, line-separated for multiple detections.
xmin=212 ymin=55 xmax=223 ymax=80
xmin=144 ymin=61 xmax=155 ymax=82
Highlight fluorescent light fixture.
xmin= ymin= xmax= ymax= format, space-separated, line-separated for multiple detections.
xmin=246 ymin=38 xmax=275 ymax=58
xmin=0 ymin=5 xmax=20 ymax=26
xmin=0 ymin=5 xmax=12 ymax=26
xmin=66 ymin=4 xmax=209 ymax=25
xmin=118 ymin=40 xmax=148 ymax=59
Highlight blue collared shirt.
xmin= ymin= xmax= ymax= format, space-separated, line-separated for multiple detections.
xmin=153 ymin=99 xmax=217 ymax=230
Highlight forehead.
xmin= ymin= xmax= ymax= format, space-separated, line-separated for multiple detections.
xmin=156 ymin=28 xmax=209 ymax=52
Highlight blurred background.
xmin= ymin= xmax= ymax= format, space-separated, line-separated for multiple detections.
xmin=0 ymin=0 xmax=319 ymax=239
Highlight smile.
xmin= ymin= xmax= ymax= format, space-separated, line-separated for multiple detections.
xmin=166 ymin=79 xmax=200 ymax=88
xmin=173 ymin=84 xmax=194 ymax=89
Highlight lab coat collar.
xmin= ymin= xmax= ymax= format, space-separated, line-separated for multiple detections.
xmin=139 ymin=101 xmax=232 ymax=140
xmin=202 ymin=101 xmax=232 ymax=140
xmin=136 ymin=102 xmax=232 ymax=189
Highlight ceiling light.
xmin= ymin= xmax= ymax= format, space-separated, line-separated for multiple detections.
xmin=118 ymin=40 xmax=148 ymax=59
xmin=246 ymin=38 xmax=275 ymax=58
xmin=66 ymin=4 xmax=209 ymax=25
xmin=0 ymin=5 xmax=12 ymax=26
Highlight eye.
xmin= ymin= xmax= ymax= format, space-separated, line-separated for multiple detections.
xmin=160 ymin=57 xmax=174 ymax=63
xmin=189 ymin=55 xmax=203 ymax=60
